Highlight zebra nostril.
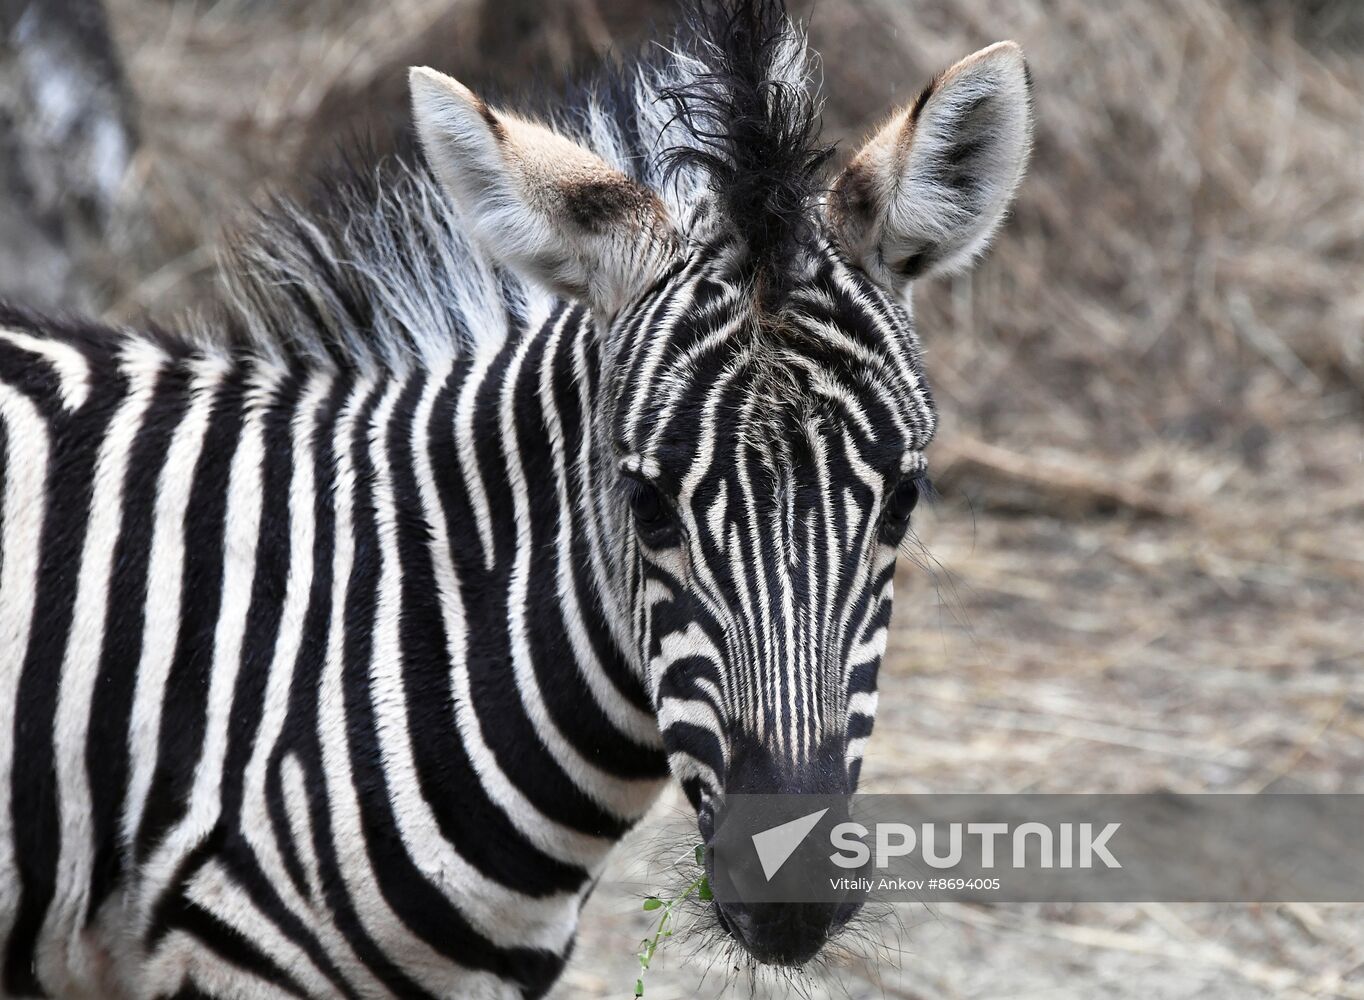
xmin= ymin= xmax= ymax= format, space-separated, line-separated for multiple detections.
xmin=698 ymin=801 xmax=716 ymax=844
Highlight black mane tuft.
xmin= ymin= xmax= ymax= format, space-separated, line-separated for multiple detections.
xmin=661 ymin=0 xmax=833 ymax=301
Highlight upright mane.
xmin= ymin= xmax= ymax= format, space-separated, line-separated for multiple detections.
xmin=210 ymin=0 xmax=829 ymax=371
xmin=657 ymin=0 xmax=832 ymax=300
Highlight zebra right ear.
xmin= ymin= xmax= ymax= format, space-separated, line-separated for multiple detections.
xmin=410 ymin=67 xmax=677 ymax=317
xmin=828 ymin=41 xmax=1033 ymax=291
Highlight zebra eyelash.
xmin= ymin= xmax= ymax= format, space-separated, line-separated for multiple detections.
xmin=882 ymin=470 xmax=934 ymax=506
xmin=621 ymin=475 xmax=684 ymax=547
xmin=877 ymin=471 xmax=933 ymax=544
xmin=910 ymin=472 xmax=937 ymax=506
xmin=622 ymin=476 xmax=664 ymax=513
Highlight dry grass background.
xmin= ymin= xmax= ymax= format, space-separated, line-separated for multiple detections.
xmin=40 ymin=0 xmax=1364 ymax=995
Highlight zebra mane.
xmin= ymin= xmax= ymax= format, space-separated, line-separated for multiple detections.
xmin=656 ymin=0 xmax=833 ymax=301
xmin=211 ymin=145 xmax=539 ymax=373
xmin=211 ymin=0 xmax=827 ymax=371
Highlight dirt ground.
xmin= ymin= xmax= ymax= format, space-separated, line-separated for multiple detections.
xmin=16 ymin=0 xmax=1364 ymax=995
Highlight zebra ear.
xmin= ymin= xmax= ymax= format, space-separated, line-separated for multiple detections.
xmin=828 ymin=41 xmax=1033 ymax=290
xmin=409 ymin=67 xmax=676 ymax=316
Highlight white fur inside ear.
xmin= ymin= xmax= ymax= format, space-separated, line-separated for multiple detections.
xmin=831 ymin=41 xmax=1034 ymax=288
xmin=409 ymin=66 xmax=675 ymax=316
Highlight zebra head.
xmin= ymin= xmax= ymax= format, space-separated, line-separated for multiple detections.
xmin=412 ymin=0 xmax=1032 ymax=968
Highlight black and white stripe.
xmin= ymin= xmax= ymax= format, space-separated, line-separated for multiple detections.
xmin=0 ymin=301 xmax=674 ymax=998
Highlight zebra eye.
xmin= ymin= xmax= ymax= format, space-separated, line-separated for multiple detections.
xmin=627 ymin=480 xmax=668 ymax=528
xmin=883 ymin=476 xmax=920 ymax=533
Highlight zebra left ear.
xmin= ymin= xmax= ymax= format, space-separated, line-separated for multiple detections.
xmin=410 ymin=67 xmax=677 ymax=316
xmin=828 ymin=41 xmax=1034 ymax=290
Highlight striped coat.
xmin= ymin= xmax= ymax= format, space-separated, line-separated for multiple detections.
xmin=0 ymin=0 xmax=1032 ymax=994
xmin=0 ymin=303 xmax=665 ymax=998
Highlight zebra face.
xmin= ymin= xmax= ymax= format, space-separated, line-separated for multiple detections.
xmin=608 ymin=241 xmax=929 ymax=963
xmin=611 ymin=242 xmax=930 ymax=808
xmin=412 ymin=19 xmax=1032 ymax=967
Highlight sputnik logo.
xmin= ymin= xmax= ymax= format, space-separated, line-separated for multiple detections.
xmin=750 ymin=808 xmax=829 ymax=881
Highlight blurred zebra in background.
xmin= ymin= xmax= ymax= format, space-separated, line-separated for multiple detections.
xmin=0 ymin=0 xmax=1031 ymax=996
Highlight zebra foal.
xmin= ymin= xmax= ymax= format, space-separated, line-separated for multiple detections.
xmin=0 ymin=1 xmax=1032 ymax=996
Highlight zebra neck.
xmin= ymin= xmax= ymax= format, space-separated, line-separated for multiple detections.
xmin=0 ymin=308 xmax=669 ymax=999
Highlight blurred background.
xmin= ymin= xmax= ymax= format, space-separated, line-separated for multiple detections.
xmin=2 ymin=0 xmax=1361 ymax=995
